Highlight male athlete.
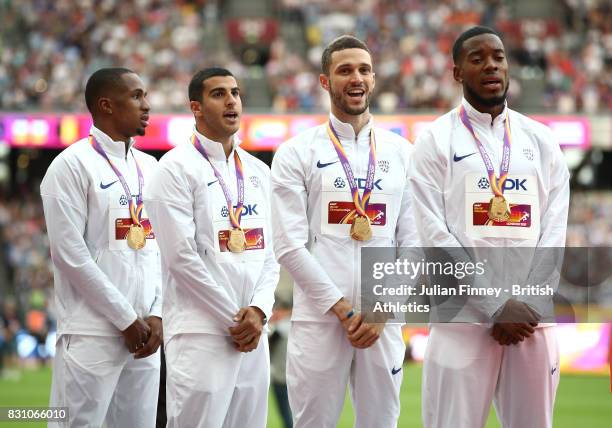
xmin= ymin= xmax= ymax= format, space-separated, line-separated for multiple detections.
xmin=271 ymin=35 xmax=419 ymax=428
xmin=145 ymin=67 xmax=278 ymax=427
xmin=409 ymin=26 xmax=569 ymax=428
xmin=41 ymin=68 xmax=162 ymax=427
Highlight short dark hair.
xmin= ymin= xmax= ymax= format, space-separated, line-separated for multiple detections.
xmin=84 ymin=67 xmax=135 ymax=113
xmin=452 ymin=26 xmax=501 ymax=64
xmin=188 ymin=67 xmax=234 ymax=102
xmin=321 ymin=35 xmax=371 ymax=75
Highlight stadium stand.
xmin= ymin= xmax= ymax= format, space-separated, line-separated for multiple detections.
xmin=0 ymin=0 xmax=608 ymax=113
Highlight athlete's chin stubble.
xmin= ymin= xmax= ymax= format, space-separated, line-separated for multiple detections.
xmin=465 ymin=81 xmax=509 ymax=109
xmin=331 ymin=87 xmax=370 ymax=116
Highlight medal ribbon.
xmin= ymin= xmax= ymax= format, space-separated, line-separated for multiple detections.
xmin=90 ymin=135 xmax=144 ymax=226
xmin=191 ymin=134 xmax=244 ymax=229
xmin=326 ymin=122 xmax=376 ymax=218
xmin=458 ymin=105 xmax=512 ymax=197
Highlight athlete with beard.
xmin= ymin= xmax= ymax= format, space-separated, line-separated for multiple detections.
xmin=271 ymin=36 xmax=419 ymax=427
xmin=409 ymin=27 xmax=568 ymax=428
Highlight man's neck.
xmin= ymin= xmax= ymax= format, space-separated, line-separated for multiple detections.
xmin=195 ymin=124 xmax=233 ymax=159
xmin=464 ymin=95 xmax=505 ymax=120
xmin=331 ymin=108 xmax=371 ymax=136
xmin=93 ymin=121 xmax=130 ymax=153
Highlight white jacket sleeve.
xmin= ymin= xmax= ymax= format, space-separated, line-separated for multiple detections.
xmin=40 ymin=157 xmax=137 ymax=332
xmin=145 ymin=162 xmax=240 ymax=329
xmin=249 ymin=175 xmax=280 ymax=320
xmin=271 ymin=143 xmax=344 ymax=315
xmin=518 ymin=138 xmax=570 ymax=318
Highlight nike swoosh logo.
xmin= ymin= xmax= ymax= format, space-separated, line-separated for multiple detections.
xmin=317 ymin=160 xmax=339 ymax=168
xmin=453 ymin=152 xmax=477 ymax=162
xmin=551 ymin=367 xmax=557 ymax=375
xmin=391 ymin=366 xmax=402 ymax=375
xmin=207 ymin=180 xmax=218 ymax=186
xmin=100 ymin=180 xmax=118 ymax=189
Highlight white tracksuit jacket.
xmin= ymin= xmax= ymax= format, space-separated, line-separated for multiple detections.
xmin=144 ymin=129 xmax=279 ymax=340
xmin=40 ymin=125 xmax=162 ymax=336
xmin=271 ymin=114 xmax=420 ymax=320
xmin=408 ymin=98 xmax=570 ymax=321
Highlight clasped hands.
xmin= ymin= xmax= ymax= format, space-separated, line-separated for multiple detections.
xmin=121 ymin=316 xmax=163 ymax=359
xmin=229 ymin=306 xmax=266 ymax=353
xmin=491 ymin=299 xmax=541 ymax=346
xmin=332 ymin=298 xmax=385 ymax=349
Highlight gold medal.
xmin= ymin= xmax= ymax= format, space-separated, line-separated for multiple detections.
xmin=488 ymin=195 xmax=511 ymax=222
xmin=350 ymin=215 xmax=372 ymax=241
xmin=227 ymin=228 xmax=247 ymax=253
xmin=127 ymin=224 xmax=146 ymax=250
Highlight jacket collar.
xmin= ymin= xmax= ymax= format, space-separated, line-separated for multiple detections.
xmin=461 ymin=97 xmax=508 ymax=128
xmin=193 ymin=127 xmax=241 ymax=162
xmin=329 ymin=113 xmax=374 ymax=143
xmin=90 ymin=126 xmax=135 ymax=158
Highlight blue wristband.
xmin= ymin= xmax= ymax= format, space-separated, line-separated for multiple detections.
xmin=346 ymin=309 xmax=355 ymax=319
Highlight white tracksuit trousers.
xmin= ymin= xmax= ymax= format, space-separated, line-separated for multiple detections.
xmin=422 ymin=324 xmax=560 ymax=428
xmin=49 ymin=334 xmax=160 ymax=428
xmin=164 ymin=333 xmax=269 ymax=428
xmin=286 ymin=321 xmax=406 ymax=428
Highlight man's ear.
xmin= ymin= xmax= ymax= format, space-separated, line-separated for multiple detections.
xmin=319 ymin=73 xmax=330 ymax=91
xmin=453 ymin=65 xmax=463 ymax=84
xmin=190 ymin=100 xmax=202 ymax=117
xmin=99 ymin=97 xmax=113 ymax=115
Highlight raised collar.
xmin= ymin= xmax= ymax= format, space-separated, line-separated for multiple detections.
xmin=328 ymin=113 xmax=374 ymax=142
xmin=461 ymin=97 xmax=508 ymax=128
xmin=90 ymin=125 xmax=135 ymax=158
xmin=193 ymin=127 xmax=241 ymax=162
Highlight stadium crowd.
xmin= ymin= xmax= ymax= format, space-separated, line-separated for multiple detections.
xmin=0 ymin=0 xmax=609 ymax=113
xmin=269 ymin=0 xmax=611 ymax=113
xmin=566 ymin=191 xmax=612 ymax=247
xmin=0 ymin=0 xmax=227 ymax=112
xmin=0 ymin=187 xmax=54 ymax=373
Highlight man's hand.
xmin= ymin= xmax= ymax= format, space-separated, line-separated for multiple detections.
xmin=229 ymin=306 xmax=265 ymax=353
xmin=121 ymin=318 xmax=151 ymax=353
xmin=134 ymin=316 xmax=163 ymax=359
xmin=347 ymin=321 xmax=385 ymax=349
xmin=330 ymin=298 xmax=362 ymax=335
xmin=491 ymin=299 xmax=539 ymax=345
xmin=494 ymin=299 xmax=540 ymax=325
xmin=491 ymin=322 xmax=536 ymax=345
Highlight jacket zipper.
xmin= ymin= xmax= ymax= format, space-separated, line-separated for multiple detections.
xmin=226 ymin=153 xmax=246 ymax=306
xmin=353 ymin=134 xmax=360 ymax=309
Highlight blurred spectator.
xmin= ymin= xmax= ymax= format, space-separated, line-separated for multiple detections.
xmin=1 ymin=298 xmax=21 ymax=379
xmin=566 ymin=191 xmax=612 ymax=246
xmin=268 ymin=297 xmax=293 ymax=428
